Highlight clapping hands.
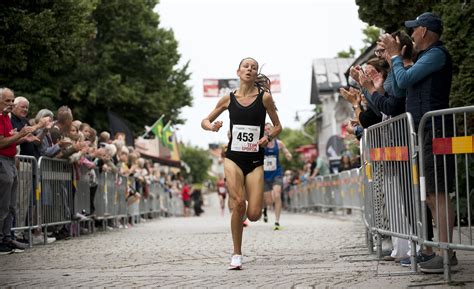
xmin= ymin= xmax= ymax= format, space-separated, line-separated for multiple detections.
xmin=339 ymin=87 xmax=361 ymax=106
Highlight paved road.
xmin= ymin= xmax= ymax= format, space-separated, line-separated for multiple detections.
xmin=0 ymin=194 xmax=473 ymax=288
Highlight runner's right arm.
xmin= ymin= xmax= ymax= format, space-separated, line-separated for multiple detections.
xmin=201 ymin=95 xmax=230 ymax=132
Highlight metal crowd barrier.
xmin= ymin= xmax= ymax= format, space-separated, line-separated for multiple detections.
xmin=116 ymin=175 xmax=128 ymax=220
xmin=362 ymin=132 xmax=375 ymax=253
xmin=38 ymin=157 xmax=74 ymax=235
xmin=362 ymin=113 xmax=421 ymax=272
xmin=288 ymin=108 xmax=473 ymax=282
xmin=94 ymin=171 xmax=117 ymax=225
xmin=11 ymin=156 xmax=173 ymax=246
xmin=418 ymin=106 xmax=474 ymax=281
xmin=288 ymin=168 xmax=364 ymax=213
xmin=73 ymin=165 xmax=93 ymax=235
xmin=14 ymin=156 xmax=38 ymax=246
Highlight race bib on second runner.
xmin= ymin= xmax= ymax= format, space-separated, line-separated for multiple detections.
xmin=264 ymin=155 xmax=277 ymax=171
xmin=231 ymin=124 xmax=260 ymax=152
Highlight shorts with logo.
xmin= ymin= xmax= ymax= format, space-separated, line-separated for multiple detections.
xmin=264 ymin=176 xmax=283 ymax=192
xmin=225 ymin=153 xmax=264 ymax=176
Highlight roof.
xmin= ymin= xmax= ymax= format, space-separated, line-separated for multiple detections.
xmin=310 ymin=58 xmax=355 ymax=104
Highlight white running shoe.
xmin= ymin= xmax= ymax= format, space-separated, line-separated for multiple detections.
xmin=228 ymin=254 xmax=243 ymax=270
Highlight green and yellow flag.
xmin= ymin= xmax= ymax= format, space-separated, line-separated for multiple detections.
xmin=149 ymin=115 xmax=165 ymax=140
xmin=162 ymin=121 xmax=174 ymax=150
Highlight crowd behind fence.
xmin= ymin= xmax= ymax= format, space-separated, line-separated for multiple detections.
xmin=13 ymin=156 xmax=175 ymax=246
xmin=289 ymin=106 xmax=473 ymax=282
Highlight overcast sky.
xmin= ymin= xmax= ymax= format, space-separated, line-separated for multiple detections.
xmin=155 ymin=0 xmax=366 ymax=148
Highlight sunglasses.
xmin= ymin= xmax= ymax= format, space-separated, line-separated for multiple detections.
xmin=374 ymin=49 xmax=385 ymax=57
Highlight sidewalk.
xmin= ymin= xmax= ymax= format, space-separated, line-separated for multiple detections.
xmin=0 ymin=193 xmax=472 ymax=288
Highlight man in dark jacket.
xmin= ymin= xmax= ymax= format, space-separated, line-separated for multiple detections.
xmin=379 ymin=12 xmax=455 ymax=273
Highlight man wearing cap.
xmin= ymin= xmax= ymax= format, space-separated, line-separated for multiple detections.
xmin=378 ymin=12 xmax=455 ymax=273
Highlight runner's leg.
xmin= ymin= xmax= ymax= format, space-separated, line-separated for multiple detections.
xmin=272 ymin=183 xmax=282 ymax=224
xmin=244 ymin=166 xmax=264 ymax=222
xmin=224 ymin=158 xmax=246 ymax=255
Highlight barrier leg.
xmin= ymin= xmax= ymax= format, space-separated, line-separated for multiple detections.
xmin=367 ymin=229 xmax=374 ymax=254
xmin=443 ymin=249 xmax=451 ymax=282
xmin=375 ymin=232 xmax=382 ymax=259
xmin=28 ymin=227 xmax=32 ymax=248
xmin=410 ymin=239 xmax=417 ymax=272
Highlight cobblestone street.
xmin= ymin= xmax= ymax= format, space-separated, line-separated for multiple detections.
xmin=0 ymin=194 xmax=473 ymax=288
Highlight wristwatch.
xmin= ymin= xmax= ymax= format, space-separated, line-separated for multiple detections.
xmin=266 ymin=134 xmax=273 ymax=142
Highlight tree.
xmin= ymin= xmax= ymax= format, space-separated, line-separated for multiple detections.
xmin=0 ymin=0 xmax=97 ymax=112
xmin=179 ymin=143 xmax=212 ymax=184
xmin=360 ymin=25 xmax=381 ymax=54
xmin=433 ymin=1 xmax=474 ymax=108
xmin=67 ymin=0 xmax=192 ymax=134
xmin=355 ymin=0 xmax=434 ymax=32
xmin=0 ymin=0 xmax=192 ymax=136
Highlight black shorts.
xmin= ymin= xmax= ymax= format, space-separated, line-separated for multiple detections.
xmin=225 ymin=154 xmax=263 ymax=176
xmin=422 ymin=129 xmax=454 ymax=194
xmin=264 ymin=176 xmax=283 ymax=192
xmin=183 ymin=200 xmax=191 ymax=208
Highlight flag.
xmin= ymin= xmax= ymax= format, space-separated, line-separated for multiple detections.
xmin=107 ymin=111 xmax=134 ymax=146
xmin=148 ymin=115 xmax=165 ymax=140
xmin=162 ymin=121 xmax=174 ymax=149
xmin=170 ymin=131 xmax=180 ymax=161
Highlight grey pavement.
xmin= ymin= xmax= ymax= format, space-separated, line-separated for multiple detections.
xmin=0 ymin=194 xmax=473 ymax=288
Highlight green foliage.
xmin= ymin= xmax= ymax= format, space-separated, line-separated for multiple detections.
xmin=433 ymin=1 xmax=474 ymax=108
xmin=355 ymin=0 xmax=434 ymax=32
xmin=68 ymin=0 xmax=192 ymax=133
xmin=0 ymin=0 xmax=97 ymax=112
xmin=0 ymin=0 xmax=192 ymax=136
xmin=337 ymin=46 xmax=356 ymax=58
xmin=179 ymin=143 xmax=212 ymax=184
xmin=360 ymin=25 xmax=381 ymax=54
xmin=278 ymin=127 xmax=313 ymax=171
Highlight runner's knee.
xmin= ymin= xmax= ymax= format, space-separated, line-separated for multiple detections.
xmin=231 ymin=196 xmax=246 ymax=211
xmin=247 ymin=208 xmax=262 ymax=221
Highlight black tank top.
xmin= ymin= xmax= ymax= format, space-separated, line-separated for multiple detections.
xmin=226 ymin=89 xmax=266 ymax=160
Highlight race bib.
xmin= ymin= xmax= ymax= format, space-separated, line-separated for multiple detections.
xmin=231 ymin=124 xmax=260 ymax=152
xmin=218 ymin=187 xmax=226 ymax=194
xmin=264 ymin=155 xmax=277 ymax=171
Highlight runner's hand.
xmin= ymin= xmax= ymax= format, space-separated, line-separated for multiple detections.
xmin=258 ymin=135 xmax=270 ymax=147
xmin=210 ymin=121 xmax=223 ymax=132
